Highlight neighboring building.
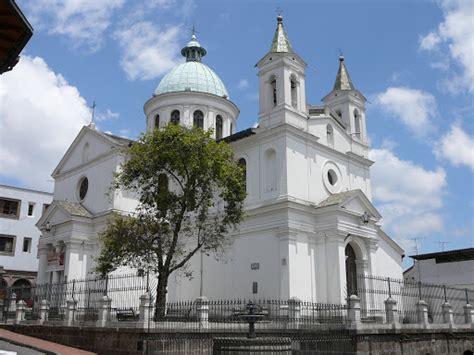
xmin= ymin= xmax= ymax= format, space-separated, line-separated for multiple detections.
xmin=0 ymin=0 xmax=33 ymax=74
xmin=37 ymin=16 xmax=404 ymax=303
xmin=404 ymin=248 xmax=474 ymax=290
xmin=0 ymin=184 xmax=52 ymax=288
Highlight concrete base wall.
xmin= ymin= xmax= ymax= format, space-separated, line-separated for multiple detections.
xmin=1 ymin=325 xmax=473 ymax=355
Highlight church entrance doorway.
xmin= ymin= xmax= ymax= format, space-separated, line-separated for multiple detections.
xmin=345 ymin=244 xmax=358 ymax=297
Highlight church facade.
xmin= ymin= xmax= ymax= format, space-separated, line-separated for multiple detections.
xmin=37 ymin=16 xmax=404 ymax=303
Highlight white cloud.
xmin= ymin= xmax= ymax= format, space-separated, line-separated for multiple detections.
xmin=0 ymin=56 xmax=90 ymax=191
xmin=435 ymin=124 xmax=474 ymax=170
xmin=374 ymin=87 xmax=437 ymax=137
xmin=369 ymin=147 xmax=447 ymax=245
xmin=419 ymin=0 xmax=474 ymax=93
xmin=115 ymin=22 xmax=183 ymax=81
xmin=24 ymin=0 xmax=125 ymax=52
xmin=96 ymin=109 xmax=120 ymax=122
xmin=419 ymin=31 xmax=441 ymax=51
xmin=237 ymin=79 xmax=249 ymax=89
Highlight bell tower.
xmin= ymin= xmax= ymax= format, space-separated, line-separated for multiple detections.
xmin=323 ymin=55 xmax=368 ymax=145
xmin=256 ymin=16 xmax=307 ymax=130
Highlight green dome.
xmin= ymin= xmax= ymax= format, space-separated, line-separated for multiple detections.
xmin=154 ymin=61 xmax=229 ymax=98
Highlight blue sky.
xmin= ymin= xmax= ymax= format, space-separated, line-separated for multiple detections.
xmin=0 ymin=0 xmax=472 ymax=262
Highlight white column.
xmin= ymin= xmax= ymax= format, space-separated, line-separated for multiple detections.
xmin=37 ymin=246 xmax=49 ymax=285
xmin=325 ymin=236 xmax=346 ymax=304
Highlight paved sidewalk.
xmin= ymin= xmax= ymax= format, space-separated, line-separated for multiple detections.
xmin=0 ymin=329 xmax=96 ymax=355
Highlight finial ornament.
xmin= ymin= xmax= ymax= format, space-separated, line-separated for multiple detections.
xmin=339 ymin=49 xmax=344 ymax=61
xmin=88 ymin=101 xmax=97 ymax=129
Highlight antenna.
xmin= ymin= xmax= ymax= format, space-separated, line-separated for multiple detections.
xmin=275 ymin=7 xmax=283 ymax=17
xmin=409 ymin=237 xmax=426 ymax=283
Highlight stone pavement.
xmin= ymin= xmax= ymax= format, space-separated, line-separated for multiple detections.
xmin=0 ymin=329 xmax=96 ymax=355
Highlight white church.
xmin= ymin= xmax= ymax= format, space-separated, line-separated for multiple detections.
xmin=36 ymin=16 xmax=404 ymax=304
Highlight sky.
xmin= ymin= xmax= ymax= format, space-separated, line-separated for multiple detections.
xmin=0 ymin=0 xmax=472 ymax=263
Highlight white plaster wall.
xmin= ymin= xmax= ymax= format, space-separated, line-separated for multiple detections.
xmin=373 ymin=236 xmax=404 ymax=280
xmin=409 ymin=259 xmax=474 ymax=289
xmin=0 ymin=186 xmax=52 ymax=273
xmin=54 ymin=155 xmax=120 ymax=215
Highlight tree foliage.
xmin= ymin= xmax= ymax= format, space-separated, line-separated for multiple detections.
xmin=96 ymin=124 xmax=246 ymax=310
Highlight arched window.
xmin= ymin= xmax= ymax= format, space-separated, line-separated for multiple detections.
xmin=12 ymin=279 xmax=32 ymax=300
xmin=216 ymin=115 xmax=223 ymax=140
xmin=290 ymin=76 xmax=297 ymax=109
xmin=238 ymin=158 xmax=247 ymax=191
xmin=326 ymin=124 xmax=334 ymax=148
xmin=271 ymin=78 xmax=277 ymax=107
xmin=265 ymin=149 xmax=276 ymax=192
xmin=193 ymin=110 xmax=204 ymax=129
xmin=170 ymin=110 xmax=180 ymax=125
xmin=345 ymin=244 xmax=358 ymax=297
xmin=155 ymin=114 xmax=160 ymax=129
xmin=354 ymin=109 xmax=361 ymax=139
xmin=158 ymin=174 xmax=168 ymax=194
xmin=230 ymin=122 xmax=234 ymax=135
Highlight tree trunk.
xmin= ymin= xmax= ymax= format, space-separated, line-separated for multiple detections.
xmin=154 ymin=272 xmax=168 ymax=320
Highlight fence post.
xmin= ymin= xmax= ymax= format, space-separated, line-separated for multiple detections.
xmin=196 ymin=296 xmax=209 ymax=328
xmin=463 ymin=303 xmax=473 ymax=324
xmin=97 ymin=295 xmax=112 ymax=328
xmin=288 ymin=297 xmax=301 ymax=325
xmin=139 ymin=293 xmax=154 ymax=328
xmin=442 ymin=302 xmax=454 ymax=326
xmin=38 ymin=300 xmax=49 ymax=325
xmin=15 ymin=300 xmax=26 ymax=324
xmin=8 ymin=293 xmax=17 ymax=313
xmin=384 ymin=297 xmax=399 ymax=325
xmin=416 ymin=300 xmax=429 ymax=326
xmin=348 ymin=295 xmax=361 ymax=327
xmin=66 ymin=299 xmax=77 ymax=326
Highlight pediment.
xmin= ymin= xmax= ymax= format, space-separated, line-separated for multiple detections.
xmin=52 ymin=126 xmax=124 ymax=177
xmin=36 ymin=200 xmax=93 ymax=230
xmin=316 ymin=189 xmax=382 ymax=221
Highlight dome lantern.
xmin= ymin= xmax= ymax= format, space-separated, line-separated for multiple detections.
xmin=180 ymin=34 xmax=207 ymax=62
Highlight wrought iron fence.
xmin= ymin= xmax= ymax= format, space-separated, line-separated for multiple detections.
xmin=0 ymin=272 xmax=472 ymax=328
xmin=355 ymin=274 xmax=474 ymax=324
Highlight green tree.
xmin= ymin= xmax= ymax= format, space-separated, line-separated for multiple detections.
xmin=96 ymin=124 xmax=246 ymax=317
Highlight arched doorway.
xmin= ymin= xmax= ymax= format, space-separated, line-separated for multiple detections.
xmin=345 ymin=244 xmax=358 ymax=297
xmin=12 ymin=279 xmax=32 ymax=303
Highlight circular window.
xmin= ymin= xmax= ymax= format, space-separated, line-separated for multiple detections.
xmin=78 ymin=177 xmax=89 ymax=201
xmin=327 ymin=170 xmax=337 ymax=186
xmin=322 ymin=161 xmax=342 ymax=194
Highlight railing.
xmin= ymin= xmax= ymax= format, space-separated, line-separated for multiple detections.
xmin=0 ymin=273 xmax=472 ymax=329
xmin=355 ymin=274 xmax=474 ymax=324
